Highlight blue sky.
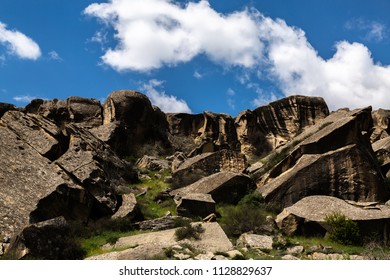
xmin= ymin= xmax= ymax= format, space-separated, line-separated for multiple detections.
xmin=1 ymin=0 xmax=390 ymax=116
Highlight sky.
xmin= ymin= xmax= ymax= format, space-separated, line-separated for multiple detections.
xmin=1 ymin=0 xmax=390 ymax=116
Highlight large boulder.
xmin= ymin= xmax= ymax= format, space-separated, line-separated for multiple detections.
xmin=171 ymin=150 xmax=247 ymax=189
xmin=6 ymin=217 xmax=83 ymax=260
xmin=176 ymin=193 xmax=216 ymax=218
xmin=98 ymin=90 xmax=170 ymax=157
xmin=276 ymin=196 xmax=390 ymax=243
xmin=257 ymin=107 xmax=389 ymax=210
xmin=372 ymin=136 xmax=390 ymax=177
xmin=171 ymin=171 xmax=256 ymax=204
xmin=167 ymin=111 xmax=239 ymax=156
xmin=86 ymin=222 xmax=233 ymax=260
xmin=25 ymin=97 xmax=103 ymax=128
xmin=235 ymin=95 xmax=329 ymax=157
xmin=0 ymin=102 xmax=16 ymax=118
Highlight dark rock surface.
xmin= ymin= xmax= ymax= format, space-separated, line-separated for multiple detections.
xmin=171 ymin=171 xmax=256 ymax=204
xmin=176 ymin=193 xmax=216 ymax=218
xmin=0 ymin=102 xmax=16 ymax=118
xmin=171 ymin=149 xmax=247 ymax=189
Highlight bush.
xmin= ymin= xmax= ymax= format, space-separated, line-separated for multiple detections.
xmin=324 ymin=212 xmax=360 ymax=245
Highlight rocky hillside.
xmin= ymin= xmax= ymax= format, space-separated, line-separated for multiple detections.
xmin=1 ymin=90 xmax=390 ymax=260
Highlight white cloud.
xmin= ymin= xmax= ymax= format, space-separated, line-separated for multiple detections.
xmin=193 ymin=70 xmax=203 ymax=79
xmin=48 ymin=50 xmax=63 ymax=61
xmin=84 ymin=0 xmax=263 ymax=71
xmin=226 ymin=88 xmax=235 ymax=96
xmin=13 ymin=95 xmax=39 ymax=103
xmin=0 ymin=22 xmax=41 ymax=60
xmin=85 ymin=1 xmax=390 ymax=110
xmin=140 ymin=79 xmax=192 ymax=113
xmin=345 ymin=18 xmax=387 ymax=42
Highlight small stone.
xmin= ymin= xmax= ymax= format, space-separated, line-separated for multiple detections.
xmin=194 ymin=252 xmax=214 ymax=260
xmin=213 ymin=255 xmax=228 ymax=260
xmin=174 ymin=253 xmax=191 ymax=260
xmin=171 ymin=245 xmax=183 ymax=251
xmin=226 ymin=250 xmax=243 ymax=259
xmin=282 ymin=254 xmax=299 ymax=260
xmin=286 ymin=245 xmax=304 ymax=256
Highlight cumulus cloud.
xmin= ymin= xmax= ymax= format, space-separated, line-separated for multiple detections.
xmin=85 ymin=0 xmax=390 ymax=110
xmin=140 ymin=79 xmax=192 ymax=113
xmin=0 ymin=22 xmax=41 ymax=60
xmin=84 ymin=0 xmax=263 ymax=71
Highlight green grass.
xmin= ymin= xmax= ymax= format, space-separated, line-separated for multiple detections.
xmin=134 ymin=168 xmax=176 ymax=219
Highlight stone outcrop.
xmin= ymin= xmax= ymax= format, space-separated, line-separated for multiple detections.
xmin=236 ymin=233 xmax=274 ymax=250
xmin=171 ymin=171 xmax=256 ymax=204
xmin=0 ymin=109 xmax=137 ymax=250
xmin=25 ymin=97 xmax=103 ymax=128
xmin=276 ymin=196 xmax=390 ymax=243
xmin=7 ymin=217 xmax=83 ymax=260
xmin=171 ymin=149 xmax=247 ymax=189
xmin=136 ymin=155 xmax=169 ymax=171
xmin=0 ymin=102 xmax=16 ymax=118
xmin=111 ymin=193 xmax=140 ymax=221
xmin=235 ymin=95 xmax=329 ymax=156
xmin=86 ymin=222 xmax=233 ymax=260
xmin=176 ymin=193 xmax=216 ymax=218
xmin=372 ymin=136 xmax=390 ymax=177
xmin=257 ymin=107 xmax=389 ymax=210
xmin=371 ymin=109 xmax=390 ymax=143
xmin=96 ymin=90 xmax=170 ymax=157
xmin=167 ymin=111 xmax=239 ymax=156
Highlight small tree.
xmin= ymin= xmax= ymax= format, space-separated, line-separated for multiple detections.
xmin=324 ymin=212 xmax=360 ymax=245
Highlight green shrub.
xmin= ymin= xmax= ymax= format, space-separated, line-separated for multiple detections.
xmin=324 ymin=212 xmax=360 ymax=245
xmin=175 ymin=223 xmax=205 ymax=241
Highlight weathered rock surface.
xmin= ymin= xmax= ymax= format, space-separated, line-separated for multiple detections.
xmin=136 ymin=216 xmax=190 ymax=231
xmin=257 ymin=107 xmax=389 ymax=210
xmin=86 ymin=222 xmax=233 ymax=260
xmin=276 ymin=196 xmax=390 ymax=243
xmin=136 ymin=155 xmax=169 ymax=171
xmin=235 ymin=95 xmax=329 ymax=156
xmin=171 ymin=149 xmax=247 ymax=189
xmin=371 ymin=109 xmax=390 ymax=143
xmin=25 ymin=97 xmax=103 ymax=128
xmin=0 ymin=102 xmax=16 ymax=118
xmin=171 ymin=171 xmax=256 ymax=204
xmin=167 ymin=111 xmax=239 ymax=156
xmin=112 ymin=193 xmax=140 ymax=221
xmin=372 ymin=136 xmax=390 ymax=176
xmin=176 ymin=193 xmax=216 ymax=218
xmin=99 ymin=90 xmax=170 ymax=157
xmin=259 ymin=144 xmax=386 ymax=210
xmin=236 ymin=233 xmax=273 ymax=250
xmin=7 ymin=217 xmax=83 ymax=260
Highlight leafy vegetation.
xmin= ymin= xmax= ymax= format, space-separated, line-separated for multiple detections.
xmin=324 ymin=212 xmax=360 ymax=245
xmin=175 ymin=221 xmax=205 ymax=241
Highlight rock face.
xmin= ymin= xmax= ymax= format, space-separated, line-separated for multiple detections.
xmin=257 ymin=107 xmax=389 ymax=210
xmin=167 ymin=111 xmax=239 ymax=156
xmin=0 ymin=102 xmax=16 ymax=118
xmin=171 ymin=150 xmax=247 ymax=189
xmin=371 ymin=109 xmax=390 ymax=143
xmin=235 ymin=95 xmax=329 ymax=156
xmin=25 ymin=97 xmax=103 ymax=128
xmin=7 ymin=217 xmax=83 ymax=260
xmin=171 ymin=171 xmax=256 ymax=204
xmin=176 ymin=193 xmax=216 ymax=218
xmin=276 ymin=196 xmax=390 ymax=243
xmin=0 ymin=109 xmax=137 ymax=251
xmin=372 ymin=136 xmax=390 ymax=177
xmin=98 ymin=90 xmax=171 ymax=157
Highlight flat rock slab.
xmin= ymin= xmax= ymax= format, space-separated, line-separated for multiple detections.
xmin=86 ymin=222 xmax=233 ymax=260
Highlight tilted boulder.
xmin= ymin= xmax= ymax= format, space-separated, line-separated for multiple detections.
xmin=276 ymin=196 xmax=390 ymax=244
xmin=235 ymin=95 xmax=329 ymax=157
xmin=167 ymin=111 xmax=239 ymax=156
xmin=257 ymin=107 xmax=389 ymax=210
xmin=136 ymin=155 xmax=169 ymax=171
xmin=171 ymin=149 xmax=247 ymax=189
xmin=112 ymin=193 xmax=141 ymax=221
xmin=372 ymin=136 xmax=390 ymax=177
xmin=25 ymin=96 xmax=103 ymax=128
xmin=171 ymin=171 xmax=256 ymax=204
